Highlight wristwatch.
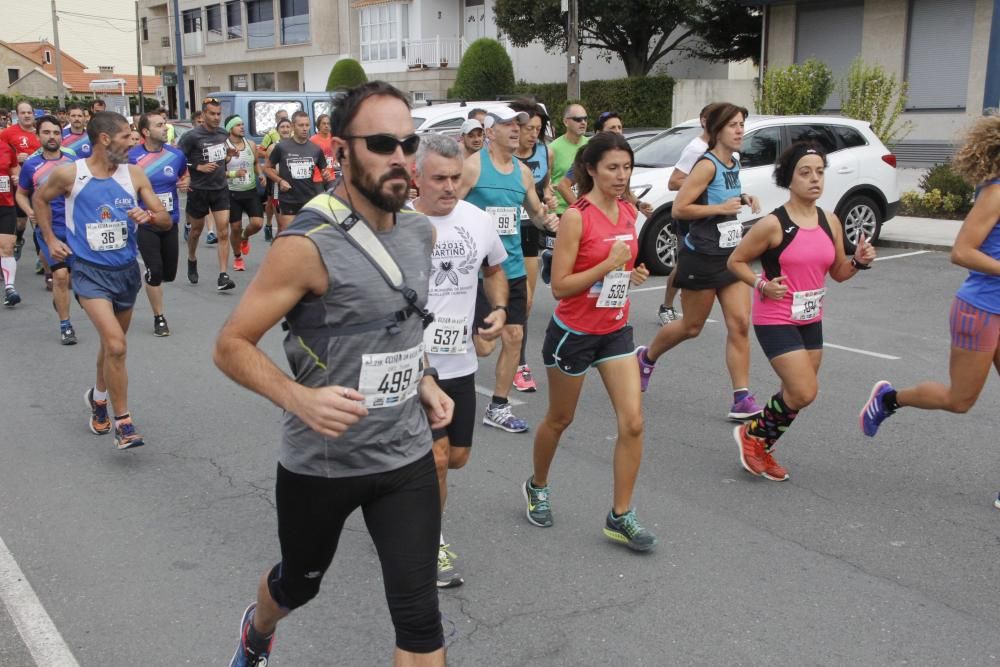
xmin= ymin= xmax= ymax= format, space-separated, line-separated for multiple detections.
xmin=422 ymin=366 xmax=439 ymax=381
xmin=491 ymin=305 xmax=508 ymax=312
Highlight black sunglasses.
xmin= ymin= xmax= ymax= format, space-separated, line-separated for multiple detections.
xmin=566 ymin=115 xmax=588 ymax=123
xmin=344 ymin=133 xmax=421 ymax=156
xmin=202 ymin=96 xmax=220 ymax=105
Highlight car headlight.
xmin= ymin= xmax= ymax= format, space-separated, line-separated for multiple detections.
xmin=630 ymin=185 xmax=651 ymax=200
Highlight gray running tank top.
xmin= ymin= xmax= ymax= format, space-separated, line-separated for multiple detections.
xmin=279 ymin=193 xmax=435 ymax=478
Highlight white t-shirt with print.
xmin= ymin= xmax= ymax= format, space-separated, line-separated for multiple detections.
xmin=425 ymin=200 xmax=508 ymax=379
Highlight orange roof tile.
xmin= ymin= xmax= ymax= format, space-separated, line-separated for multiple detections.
xmin=5 ymin=41 xmax=87 ymax=72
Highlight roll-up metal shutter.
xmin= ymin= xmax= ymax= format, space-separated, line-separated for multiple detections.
xmin=906 ymin=0 xmax=975 ymax=109
xmin=794 ymin=3 xmax=864 ymax=109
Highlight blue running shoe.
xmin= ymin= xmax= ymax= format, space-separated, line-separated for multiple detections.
xmin=85 ymin=387 xmax=112 ymax=435
xmin=3 ymin=286 xmax=21 ymax=307
xmin=860 ymin=380 xmax=895 ymax=437
xmin=522 ymin=478 xmax=553 ymax=527
xmin=483 ymin=402 xmax=528 ymax=433
xmin=231 ymin=603 xmax=273 ymax=667
xmin=603 ymin=509 xmax=658 ymax=552
xmin=206 ymin=231 xmax=218 ymax=245
xmin=114 ymin=419 xmax=145 ymax=450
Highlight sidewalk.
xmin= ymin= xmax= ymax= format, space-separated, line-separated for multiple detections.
xmin=876 ymin=215 xmax=962 ymax=251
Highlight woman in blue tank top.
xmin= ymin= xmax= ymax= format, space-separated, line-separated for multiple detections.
xmin=860 ymin=115 xmax=1000 ymax=507
xmin=636 ymin=103 xmax=767 ymax=422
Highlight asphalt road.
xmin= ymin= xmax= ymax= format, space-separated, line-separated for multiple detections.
xmin=1 ymin=241 xmax=999 ymax=666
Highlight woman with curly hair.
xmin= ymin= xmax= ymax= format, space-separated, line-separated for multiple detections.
xmin=859 ymin=114 xmax=1000 ymax=506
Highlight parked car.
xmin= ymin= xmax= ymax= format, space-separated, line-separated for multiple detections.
xmin=208 ymin=91 xmax=345 ymax=143
xmin=629 ymin=115 xmax=900 ymax=274
xmin=411 ymin=101 xmax=553 ymax=139
xmin=622 ymin=127 xmax=667 ymax=150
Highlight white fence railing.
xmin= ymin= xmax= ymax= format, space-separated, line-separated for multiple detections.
xmin=404 ymin=37 xmax=466 ymax=69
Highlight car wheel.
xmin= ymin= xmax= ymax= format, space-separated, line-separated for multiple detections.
xmin=641 ymin=212 xmax=677 ymax=275
xmin=837 ymin=194 xmax=882 ymax=250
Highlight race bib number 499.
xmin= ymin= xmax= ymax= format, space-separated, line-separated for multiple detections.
xmin=357 ymin=344 xmax=424 ymax=409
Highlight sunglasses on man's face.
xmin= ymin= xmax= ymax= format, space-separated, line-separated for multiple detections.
xmin=345 ymin=133 xmax=421 ymax=156
xmin=566 ymin=116 xmax=588 ymax=123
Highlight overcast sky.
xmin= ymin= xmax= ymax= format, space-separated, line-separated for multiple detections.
xmin=3 ymin=0 xmax=153 ymax=75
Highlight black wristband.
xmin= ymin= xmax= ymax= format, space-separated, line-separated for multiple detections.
xmin=491 ymin=305 xmax=508 ymax=312
xmin=422 ymin=366 xmax=439 ymax=381
xmin=851 ymin=257 xmax=871 ymax=271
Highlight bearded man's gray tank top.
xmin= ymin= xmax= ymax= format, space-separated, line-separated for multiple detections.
xmin=279 ymin=193 xmax=435 ymax=478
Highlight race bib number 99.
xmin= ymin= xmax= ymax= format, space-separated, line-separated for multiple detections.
xmin=357 ymin=344 xmax=424 ymax=408
xmin=717 ymin=219 xmax=743 ymax=249
xmin=86 ymin=221 xmax=128 ymax=252
xmin=596 ymin=270 xmax=631 ymax=308
xmin=487 ymin=206 xmax=519 ymax=236
xmin=791 ymin=288 xmax=825 ymax=322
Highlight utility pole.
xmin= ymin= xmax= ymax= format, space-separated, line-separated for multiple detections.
xmin=567 ymin=0 xmax=580 ymax=100
xmin=135 ymin=1 xmax=145 ymax=112
xmin=172 ymin=0 xmax=186 ymax=119
xmin=51 ymin=0 xmax=66 ymax=110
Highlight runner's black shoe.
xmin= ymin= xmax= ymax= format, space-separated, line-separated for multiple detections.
xmin=217 ymin=272 xmax=236 ymax=291
xmin=187 ymin=259 xmax=198 ymax=284
xmin=153 ymin=314 xmax=170 ymax=337
xmin=60 ymin=325 xmax=78 ymax=345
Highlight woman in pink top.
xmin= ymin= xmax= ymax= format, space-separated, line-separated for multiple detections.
xmin=727 ymin=142 xmax=877 ymax=481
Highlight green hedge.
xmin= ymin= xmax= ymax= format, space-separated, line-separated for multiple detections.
xmin=513 ymin=76 xmax=674 ymax=135
xmin=449 ymin=39 xmax=515 ymax=100
xmin=0 ymin=94 xmax=159 ymax=114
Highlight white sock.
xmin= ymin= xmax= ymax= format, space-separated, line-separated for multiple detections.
xmin=1 ymin=256 xmax=15 ymax=287
xmin=93 ymin=387 xmax=108 ymax=401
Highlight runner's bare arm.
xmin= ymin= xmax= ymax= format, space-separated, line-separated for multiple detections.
xmin=520 ymin=163 xmax=558 ymax=232
xmin=827 ymin=211 xmax=875 ymax=282
xmin=478 ymin=263 xmax=509 ymax=339
xmin=727 ymin=214 xmax=782 ymax=287
xmin=128 ymin=165 xmax=172 ymax=230
xmin=456 ymin=152 xmax=481 ymax=200
xmin=555 ymin=176 xmax=576 ymax=206
xmin=31 ymin=163 xmax=75 ymax=250
xmin=673 ymin=159 xmax=740 ymax=220
xmin=14 ymin=188 xmax=33 ymax=219
xmin=214 ymin=236 xmax=369 ymax=438
xmin=951 ymin=184 xmax=1000 ymax=275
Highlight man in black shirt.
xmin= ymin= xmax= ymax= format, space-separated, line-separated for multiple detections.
xmin=263 ymin=110 xmax=328 ymax=232
xmin=178 ymin=97 xmax=237 ymax=291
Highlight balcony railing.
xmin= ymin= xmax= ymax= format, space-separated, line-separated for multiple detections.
xmin=404 ymin=37 xmax=466 ymax=69
xmin=182 ymin=30 xmax=204 ymax=56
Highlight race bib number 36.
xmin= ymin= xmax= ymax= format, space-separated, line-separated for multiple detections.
xmin=86 ymin=221 xmax=128 ymax=252
xmin=424 ymin=315 xmax=467 ymax=355
xmin=717 ymin=219 xmax=743 ymax=249
xmin=357 ymin=344 xmax=424 ymax=409
xmin=596 ymin=270 xmax=631 ymax=308
xmin=791 ymin=288 xmax=826 ymax=322
xmin=487 ymin=206 xmax=519 ymax=236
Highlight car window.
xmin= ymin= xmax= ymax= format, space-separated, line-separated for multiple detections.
xmin=632 ymin=126 xmax=702 ymax=168
xmin=830 ymin=124 xmax=868 ymax=149
xmin=740 ymin=126 xmax=781 ymax=169
xmin=250 ymin=100 xmax=304 ymax=137
xmin=313 ymin=100 xmax=332 ymax=121
xmin=788 ymin=124 xmax=840 ymax=153
xmin=430 ymin=117 xmax=465 ymax=130
xmin=412 ymin=116 xmax=426 ymax=131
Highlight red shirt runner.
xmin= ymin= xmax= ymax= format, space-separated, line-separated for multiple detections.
xmin=0 ymin=141 xmax=18 ymax=208
xmin=1 ymin=125 xmax=41 ymax=165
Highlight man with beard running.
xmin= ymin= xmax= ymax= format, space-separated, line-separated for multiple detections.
xmin=178 ymin=97 xmax=237 ymax=290
xmin=15 ymin=115 xmax=78 ymax=342
xmin=129 ymin=112 xmax=189 ymax=336
xmin=61 ymin=103 xmax=92 ymax=159
xmin=458 ymin=108 xmax=558 ymax=433
xmin=413 ymin=133 xmax=508 ymax=588
xmin=217 ymin=81 xmax=452 ymax=666
xmin=33 ymin=111 xmax=171 ymax=449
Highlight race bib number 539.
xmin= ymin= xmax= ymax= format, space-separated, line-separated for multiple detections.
xmin=357 ymin=344 xmax=424 ymax=408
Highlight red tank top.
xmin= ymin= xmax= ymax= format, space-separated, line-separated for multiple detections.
xmin=554 ymin=197 xmax=638 ymax=335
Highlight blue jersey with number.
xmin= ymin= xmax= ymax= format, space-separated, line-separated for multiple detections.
xmin=129 ymin=143 xmax=187 ymax=224
xmin=61 ymin=128 xmax=91 ymax=158
xmin=64 ymin=160 xmax=139 ymax=267
xmin=19 ymin=151 xmax=75 ymax=234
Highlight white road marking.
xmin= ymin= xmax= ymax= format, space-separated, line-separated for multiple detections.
xmin=873 ymin=250 xmax=930 ymax=262
xmin=629 ymin=284 xmax=667 ymax=294
xmin=823 ymin=342 xmax=900 ymax=360
xmin=0 ymin=535 xmax=79 ymax=667
xmin=475 ymin=384 xmax=525 ymax=406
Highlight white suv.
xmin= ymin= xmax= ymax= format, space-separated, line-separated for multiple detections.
xmin=411 ymin=101 xmax=552 ymax=138
xmin=629 ymin=115 xmax=900 ymax=274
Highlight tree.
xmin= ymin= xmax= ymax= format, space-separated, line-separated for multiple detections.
xmin=449 ymin=39 xmax=515 ymax=100
xmin=839 ymin=57 xmax=911 ymax=148
xmin=326 ymin=59 xmax=368 ymax=91
xmin=493 ymin=0 xmax=761 ymax=77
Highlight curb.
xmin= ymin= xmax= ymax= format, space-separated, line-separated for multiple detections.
xmin=875 ymin=238 xmax=951 ymax=252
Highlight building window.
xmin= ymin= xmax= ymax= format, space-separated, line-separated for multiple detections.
xmin=206 ymin=5 xmax=223 ymax=42
xmin=7 ymin=68 xmax=20 ymax=85
xmin=247 ymin=0 xmax=275 ymax=49
xmin=280 ymin=0 xmax=309 ymax=45
xmin=906 ymin=0 xmax=975 ymax=109
xmin=225 ymin=1 xmax=242 ymax=39
xmin=44 ymin=50 xmax=52 ymax=64
xmin=360 ymin=3 xmax=407 ymax=62
xmin=141 ymin=17 xmax=149 ymax=42
xmin=230 ymin=73 xmax=249 ymax=91
xmin=183 ymin=9 xmax=204 ymax=55
xmin=794 ymin=4 xmax=862 ymax=109
xmin=253 ymin=72 xmax=275 ymax=91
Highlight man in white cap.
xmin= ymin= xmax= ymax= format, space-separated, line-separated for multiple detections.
xmin=458 ymin=119 xmax=484 ymax=160
xmin=458 ymin=108 xmax=558 ymax=434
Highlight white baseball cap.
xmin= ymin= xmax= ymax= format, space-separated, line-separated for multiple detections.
xmin=483 ymin=108 xmax=530 ymax=128
xmin=460 ymin=119 xmax=483 ymax=135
